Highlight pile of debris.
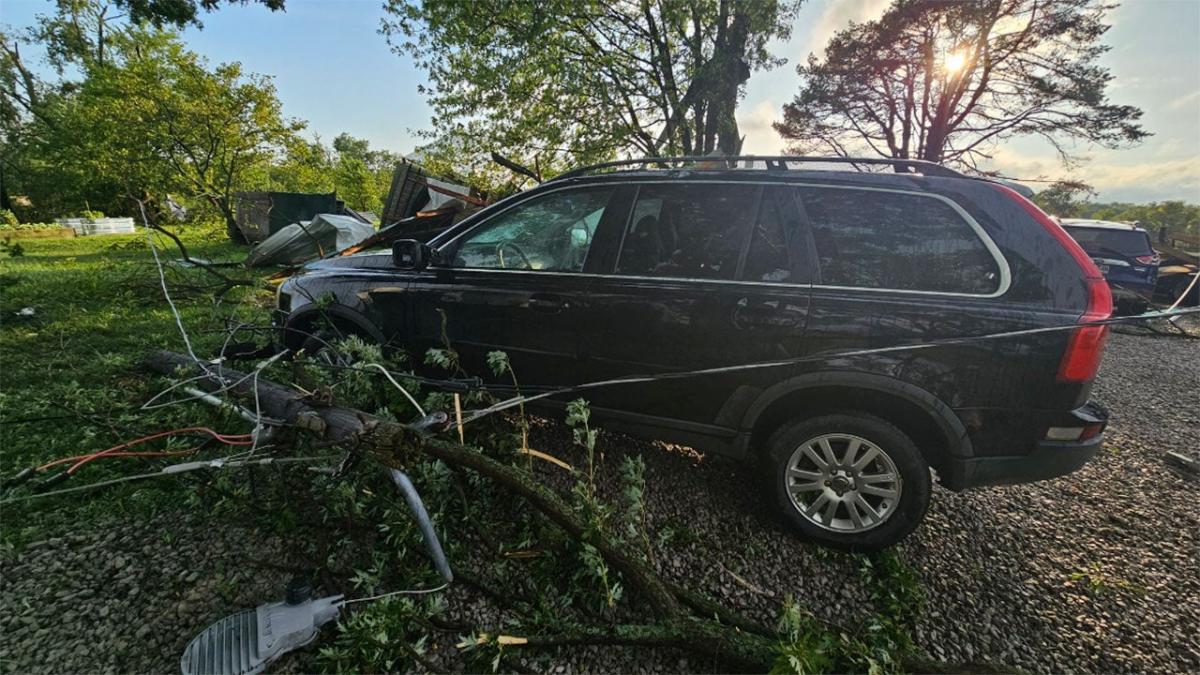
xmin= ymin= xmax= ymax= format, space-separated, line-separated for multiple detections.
xmin=237 ymin=163 xmax=481 ymax=268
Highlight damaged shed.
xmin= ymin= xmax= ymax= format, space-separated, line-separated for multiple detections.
xmin=244 ymin=213 xmax=376 ymax=267
xmin=231 ymin=191 xmax=346 ymax=243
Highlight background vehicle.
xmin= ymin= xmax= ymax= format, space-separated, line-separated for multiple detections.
xmin=1149 ymin=228 xmax=1200 ymax=308
xmin=1060 ymin=219 xmax=1159 ymax=314
xmin=275 ymin=156 xmax=1112 ymax=550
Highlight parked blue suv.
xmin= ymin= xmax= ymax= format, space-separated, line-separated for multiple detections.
xmin=1060 ymin=219 xmax=1159 ymax=314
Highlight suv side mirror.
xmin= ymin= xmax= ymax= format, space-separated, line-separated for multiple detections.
xmin=393 ymin=239 xmax=431 ymax=270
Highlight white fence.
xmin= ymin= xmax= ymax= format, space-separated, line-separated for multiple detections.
xmin=56 ymin=217 xmax=137 ymax=236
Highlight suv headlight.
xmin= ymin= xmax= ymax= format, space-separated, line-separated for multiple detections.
xmin=276 ymin=282 xmax=292 ymax=313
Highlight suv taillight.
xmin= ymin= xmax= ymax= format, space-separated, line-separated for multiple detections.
xmin=1057 ymin=277 xmax=1112 ymax=382
xmin=1134 ymin=254 xmax=1158 ymax=265
xmin=991 ymin=184 xmax=1113 ymax=383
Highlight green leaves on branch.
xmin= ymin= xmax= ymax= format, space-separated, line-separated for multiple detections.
xmin=381 ymin=0 xmax=801 ymax=192
xmin=3 ymin=18 xmax=297 ymax=223
xmin=271 ymin=133 xmax=402 ymax=214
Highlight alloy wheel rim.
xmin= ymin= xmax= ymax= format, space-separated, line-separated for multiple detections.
xmin=783 ymin=433 xmax=903 ymax=533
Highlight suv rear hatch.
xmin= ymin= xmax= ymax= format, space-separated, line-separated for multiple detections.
xmin=990 ymin=186 xmax=1114 ymax=385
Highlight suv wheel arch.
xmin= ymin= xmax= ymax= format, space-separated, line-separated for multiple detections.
xmin=737 ymin=372 xmax=973 ymax=481
xmin=282 ymin=305 xmax=386 ymax=352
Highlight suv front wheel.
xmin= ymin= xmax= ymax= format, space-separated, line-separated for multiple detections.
xmin=765 ymin=413 xmax=931 ymax=551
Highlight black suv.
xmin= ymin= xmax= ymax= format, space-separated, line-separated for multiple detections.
xmin=276 ymin=156 xmax=1112 ymax=550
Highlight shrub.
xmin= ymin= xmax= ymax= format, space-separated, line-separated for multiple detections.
xmin=0 ymin=221 xmax=61 ymax=232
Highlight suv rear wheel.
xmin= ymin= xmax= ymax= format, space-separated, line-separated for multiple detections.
xmin=765 ymin=413 xmax=930 ymax=551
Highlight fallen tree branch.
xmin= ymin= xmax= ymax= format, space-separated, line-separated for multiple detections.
xmin=667 ymin=582 xmax=775 ymax=638
xmin=134 ymin=198 xmax=254 ymax=295
xmin=489 ymin=619 xmax=777 ymax=671
xmin=490 ymin=151 xmax=543 ymax=183
xmin=138 ymin=349 xmax=973 ymax=672
xmin=141 ymin=349 xmax=681 ymax=618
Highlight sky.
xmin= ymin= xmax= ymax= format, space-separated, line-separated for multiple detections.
xmin=2 ymin=0 xmax=1198 ymax=203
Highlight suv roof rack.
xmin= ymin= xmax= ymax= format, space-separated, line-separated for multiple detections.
xmin=556 ymin=155 xmax=967 ymax=180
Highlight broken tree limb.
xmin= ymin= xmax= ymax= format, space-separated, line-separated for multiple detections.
xmin=135 ymin=349 xmax=1014 ymax=672
xmin=668 ymin=582 xmax=774 ymax=638
xmin=134 ymin=198 xmax=252 ymax=296
xmin=490 ymin=151 xmax=543 ymax=183
xmin=485 ymin=620 xmax=777 ymax=671
xmin=140 ymin=349 xmax=975 ymax=673
xmin=140 ymin=349 xmax=681 ymax=618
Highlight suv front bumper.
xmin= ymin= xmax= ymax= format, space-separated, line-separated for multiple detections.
xmin=946 ymin=401 xmax=1109 ymax=490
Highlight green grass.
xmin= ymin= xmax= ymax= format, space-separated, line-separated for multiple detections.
xmin=0 ymin=227 xmax=930 ymax=673
xmin=0 ymin=223 xmax=279 ymax=545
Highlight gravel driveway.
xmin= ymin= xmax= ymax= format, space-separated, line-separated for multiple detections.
xmin=2 ymin=329 xmax=1197 ymax=673
xmin=905 ymin=327 xmax=1200 ymax=673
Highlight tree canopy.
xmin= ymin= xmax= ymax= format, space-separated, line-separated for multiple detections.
xmin=775 ymin=0 xmax=1149 ymax=169
xmin=382 ymin=0 xmax=802 ymax=185
xmin=2 ymin=12 xmax=298 ymax=226
xmin=110 ymin=0 xmax=284 ymax=28
xmin=271 ymin=133 xmax=401 ymax=215
xmin=1 ymin=1 xmax=396 ymax=225
xmin=1033 ymin=181 xmax=1199 ymax=234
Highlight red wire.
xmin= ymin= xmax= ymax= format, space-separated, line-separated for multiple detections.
xmin=36 ymin=449 xmax=201 ymax=472
xmin=61 ymin=427 xmax=253 ymax=475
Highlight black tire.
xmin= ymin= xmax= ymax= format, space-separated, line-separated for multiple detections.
xmin=764 ymin=413 xmax=931 ymax=552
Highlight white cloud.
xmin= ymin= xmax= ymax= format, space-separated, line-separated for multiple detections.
xmin=985 ymin=146 xmax=1200 ymax=202
xmin=1168 ymin=89 xmax=1200 ymax=111
xmin=737 ymin=100 xmax=785 ymax=154
xmin=804 ymin=0 xmax=891 ymax=59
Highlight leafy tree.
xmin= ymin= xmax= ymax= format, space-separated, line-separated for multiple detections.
xmin=2 ymin=15 xmax=297 ymax=229
xmin=271 ymin=133 xmax=400 ymax=214
xmin=1032 ymin=181 xmax=1199 ymax=236
xmin=1032 ymin=180 xmax=1096 ymax=217
xmin=270 ymin=135 xmax=335 ymax=194
xmin=381 ymin=0 xmax=802 ymax=184
xmin=330 ymin=133 xmax=400 ymax=214
xmin=775 ymin=0 xmax=1149 ymax=169
xmin=2 ymin=0 xmax=305 ymax=225
xmin=119 ymin=33 xmax=296 ymax=232
xmin=112 ymin=0 xmax=284 ymax=28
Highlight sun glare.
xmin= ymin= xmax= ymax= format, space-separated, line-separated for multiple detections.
xmin=943 ymin=50 xmax=968 ymax=74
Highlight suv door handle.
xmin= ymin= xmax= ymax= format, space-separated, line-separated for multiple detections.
xmin=529 ymin=294 xmax=568 ymax=313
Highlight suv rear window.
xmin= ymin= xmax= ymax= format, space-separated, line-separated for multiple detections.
xmin=617 ymin=183 xmax=756 ymax=280
xmin=1063 ymin=227 xmax=1153 ymax=258
xmin=798 ymin=187 xmax=1001 ymax=295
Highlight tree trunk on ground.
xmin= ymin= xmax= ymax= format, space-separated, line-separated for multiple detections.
xmin=138 ymin=350 xmax=796 ymax=668
xmin=140 ymin=350 xmax=686 ymax=620
xmin=139 ymin=350 xmax=1016 ymax=674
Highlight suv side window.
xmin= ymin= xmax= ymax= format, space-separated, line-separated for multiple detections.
xmin=798 ymin=187 xmax=1000 ymax=294
xmin=616 ymin=183 xmax=756 ymax=280
xmin=449 ymin=187 xmax=613 ymax=271
xmin=743 ymin=188 xmax=794 ymax=283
